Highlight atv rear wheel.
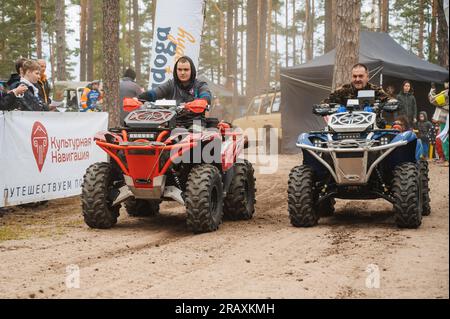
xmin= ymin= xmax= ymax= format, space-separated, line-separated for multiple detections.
xmin=185 ymin=164 xmax=224 ymax=233
xmin=287 ymin=165 xmax=319 ymax=227
xmin=417 ymin=160 xmax=431 ymax=216
xmin=125 ymin=198 xmax=160 ymax=217
xmin=81 ymin=162 xmax=120 ymax=229
xmin=223 ymin=160 xmax=256 ymax=220
xmin=391 ymin=162 xmax=422 ymax=228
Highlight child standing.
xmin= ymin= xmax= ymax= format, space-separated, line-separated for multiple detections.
xmin=417 ymin=111 xmax=434 ymax=159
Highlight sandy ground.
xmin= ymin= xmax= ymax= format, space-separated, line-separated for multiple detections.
xmin=0 ymin=155 xmax=448 ymax=299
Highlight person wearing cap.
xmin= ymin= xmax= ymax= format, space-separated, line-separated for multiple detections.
xmin=138 ymin=56 xmax=211 ymax=105
xmin=80 ymin=80 xmax=101 ymax=112
xmin=119 ymin=68 xmax=144 ymax=124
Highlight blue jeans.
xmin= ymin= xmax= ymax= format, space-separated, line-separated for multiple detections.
xmin=421 ymin=140 xmax=429 ymax=159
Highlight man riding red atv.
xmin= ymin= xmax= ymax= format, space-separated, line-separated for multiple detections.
xmin=81 ymin=57 xmax=255 ymax=233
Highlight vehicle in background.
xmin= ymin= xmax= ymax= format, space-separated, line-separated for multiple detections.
xmin=232 ymin=90 xmax=281 ymax=153
xmin=52 ymin=81 xmax=90 ymax=112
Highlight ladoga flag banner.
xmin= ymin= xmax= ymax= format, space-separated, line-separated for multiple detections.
xmin=148 ymin=0 xmax=205 ymax=89
xmin=0 ymin=111 xmax=108 ymax=207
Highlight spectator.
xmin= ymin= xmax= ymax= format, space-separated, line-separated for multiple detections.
xmin=429 ymin=81 xmax=449 ymax=165
xmin=417 ymin=111 xmax=434 ymax=160
xmin=119 ymin=68 xmax=143 ymax=123
xmin=36 ymin=59 xmax=53 ymax=110
xmin=385 ymin=85 xmax=396 ymax=99
xmin=392 ymin=115 xmax=411 ymax=132
xmin=0 ymin=84 xmax=28 ymax=111
xmin=14 ymin=60 xmax=48 ymax=111
xmin=383 ymin=85 xmax=396 ymax=125
xmin=80 ymin=80 xmax=101 ymax=112
xmin=6 ymin=57 xmax=27 ymax=90
xmin=396 ymin=80 xmax=417 ymax=126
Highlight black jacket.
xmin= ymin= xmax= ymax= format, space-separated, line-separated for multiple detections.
xmin=396 ymin=91 xmax=417 ymax=124
xmin=0 ymin=92 xmax=17 ymax=111
xmin=417 ymin=111 xmax=434 ymax=144
xmin=14 ymin=82 xmax=48 ymax=112
xmin=6 ymin=73 xmax=21 ymax=89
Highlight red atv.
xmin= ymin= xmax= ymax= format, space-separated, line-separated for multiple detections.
xmin=81 ymin=98 xmax=256 ymax=233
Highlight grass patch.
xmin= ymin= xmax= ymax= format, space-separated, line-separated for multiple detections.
xmin=0 ymin=224 xmax=34 ymax=241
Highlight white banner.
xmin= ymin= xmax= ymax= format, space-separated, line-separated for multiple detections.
xmin=148 ymin=0 xmax=205 ymax=89
xmin=0 ymin=111 xmax=108 ymax=207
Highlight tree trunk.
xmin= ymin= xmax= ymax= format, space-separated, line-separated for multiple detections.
xmin=258 ymin=0 xmax=268 ymax=90
xmin=274 ymin=7 xmax=279 ymax=79
xmin=324 ymin=0 xmax=334 ymax=52
xmin=418 ymin=0 xmax=425 ymax=58
xmin=55 ymin=0 xmax=66 ymax=81
xmin=265 ymin=0 xmax=272 ymax=86
xmin=128 ymin=0 xmax=132 ymax=68
xmin=331 ymin=0 xmax=337 ymax=48
xmin=305 ymin=0 xmax=314 ymax=61
xmin=103 ymin=0 xmax=121 ymax=128
xmin=380 ymin=0 xmax=389 ymax=33
xmin=285 ymin=0 xmax=289 ymax=67
xmin=49 ymin=32 xmax=56 ymax=87
xmin=429 ymin=0 xmax=437 ymax=62
xmin=240 ymin=1 xmax=245 ymax=94
xmin=80 ymin=0 xmax=87 ymax=81
xmin=292 ymin=0 xmax=296 ymax=65
xmin=226 ymin=0 xmax=234 ymax=90
xmin=232 ymin=0 xmax=239 ymax=113
xmin=371 ymin=0 xmax=376 ymax=31
xmin=35 ymin=0 xmax=42 ymax=59
xmin=87 ymin=0 xmax=94 ymax=81
xmin=152 ymin=0 xmax=157 ymax=31
xmin=437 ymin=0 xmax=449 ymax=68
xmin=332 ymin=0 xmax=361 ymax=91
xmin=246 ymin=0 xmax=258 ymax=98
xmin=213 ymin=2 xmax=225 ymax=85
xmin=133 ymin=0 xmax=141 ymax=82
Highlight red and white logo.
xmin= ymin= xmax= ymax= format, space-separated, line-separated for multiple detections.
xmin=31 ymin=121 xmax=49 ymax=172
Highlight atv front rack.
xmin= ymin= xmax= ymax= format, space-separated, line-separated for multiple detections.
xmin=296 ymin=140 xmax=408 ymax=185
xmin=95 ymin=129 xmax=244 ymax=187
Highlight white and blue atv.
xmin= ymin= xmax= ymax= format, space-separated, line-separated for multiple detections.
xmin=288 ymin=90 xmax=430 ymax=229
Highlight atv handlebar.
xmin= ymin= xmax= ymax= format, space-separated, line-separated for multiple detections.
xmin=313 ymin=100 xmax=399 ymax=116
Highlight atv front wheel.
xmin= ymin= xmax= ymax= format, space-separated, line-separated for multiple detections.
xmin=392 ymin=162 xmax=422 ymax=228
xmin=125 ymin=198 xmax=160 ymax=217
xmin=287 ymin=165 xmax=319 ymax=227
xmin=417 ymin=160 xmax=431 ymax=216
xmin=81 ymin=162 xmax=120 ymax=229
xmin=223 ymin=160 xmax=256 ymax=220
xmin=185 ymin=164 xmax=224 ymax=233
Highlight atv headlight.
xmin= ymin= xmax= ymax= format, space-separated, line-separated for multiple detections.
xmin=129 ymin=133 xmax=156 ymax=140
xmin=310 ymin=138 xmax=323 ymax=147
xmin=380 ymin=136 xmax=389 ymax=145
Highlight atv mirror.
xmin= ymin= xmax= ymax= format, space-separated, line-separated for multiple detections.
xmin=123 ymin=97 xmax=142 ymax=112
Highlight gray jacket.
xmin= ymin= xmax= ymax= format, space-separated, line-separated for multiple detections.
xmin=151 ymin=78 xmax=211 ymax=105
xmin=120 ymin=77 xmax=143 ymax=123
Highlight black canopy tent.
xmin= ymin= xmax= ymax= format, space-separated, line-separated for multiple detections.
xmin=280 ymin=31 xmax=449 ymax=153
